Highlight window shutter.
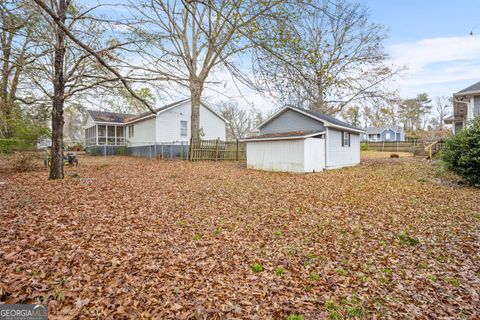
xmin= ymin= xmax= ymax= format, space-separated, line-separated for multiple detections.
xmin=341 ymin=131 xmax=344 ymax=146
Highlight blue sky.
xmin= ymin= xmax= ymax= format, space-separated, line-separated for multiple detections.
xmin=364 ymin=0 xmax=480 ymax=98
xmin=84 ymin=0 xmax=480 ymax=108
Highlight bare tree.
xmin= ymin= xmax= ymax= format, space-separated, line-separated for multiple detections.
xmin=341 ymin=106 xmax=361 ymax=127
xmin=128 ymin=0 xmax=288 ymax=139
xmin=0 ymin=1 xmax=39 ymax=137
xmin=254 ymin=0 xmax=403 ymax=115
xmin=216 ymin=101 xmax=258 ymax=140
xmin=432 ymin=96 xmax=452 ymax=130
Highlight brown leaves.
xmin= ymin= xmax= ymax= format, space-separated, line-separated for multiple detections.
xmin=0 ymin=154 xmax=479 ymax=319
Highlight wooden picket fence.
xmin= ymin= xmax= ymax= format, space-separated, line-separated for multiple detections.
xmin=363 ymin=141 xmax=420 ymax=152
xmin=189 ymin=138 xmax=246 ymax=161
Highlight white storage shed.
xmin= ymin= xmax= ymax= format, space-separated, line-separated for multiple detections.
xmin=242 ymin=106 xmax=364 ymax=173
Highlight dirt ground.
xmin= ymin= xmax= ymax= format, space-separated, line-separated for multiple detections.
xmin=0 ymin=152 xmax=479 ymax=319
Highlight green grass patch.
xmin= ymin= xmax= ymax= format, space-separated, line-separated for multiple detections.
xmin=398 ymin=232 xmax=420 ymax=246
xmin=251 ymin=263 xmax=264 ymax=274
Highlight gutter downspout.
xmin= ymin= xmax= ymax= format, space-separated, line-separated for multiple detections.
xmin=324 ymin=128 xmax=328 ymax=170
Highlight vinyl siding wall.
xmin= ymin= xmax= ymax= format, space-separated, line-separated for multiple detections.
xmin=246 ymin=139 xmax=306 ymax=172
xmin=127 ymin=117 xmax=156 ymax=146
xmin=260 ymin=109 xmax=325 ymax=134
xmin=156 ymin=101 xmax=225 ymax=143
xmin=326 ymin=128 xmax=360 ymax=169
xmin=303 ymin=138 xmax=325 ymax=172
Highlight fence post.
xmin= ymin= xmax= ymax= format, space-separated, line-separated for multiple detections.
xmin=382 ymin=141 xmax=385 ymax=152
xmin=215 ymin=138 xmax=220 ymax=161
xmin=104 ymin=145 xmax=106 ymax=158
xmin=154 ymin=143 xmax=157 ymax=159
xmin=396 ymin=140 xmax=399 ymax=152
xmin=236 ymin=139 xmax=239 ymax=161
xmin=149 ymin=143 xmax=152 ymax=159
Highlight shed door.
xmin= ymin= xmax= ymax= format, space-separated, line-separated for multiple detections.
xmin=304 ymin=138 xmax=325 ymax=172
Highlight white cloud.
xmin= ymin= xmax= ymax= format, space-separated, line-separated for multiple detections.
xmin=388 ymin=35 xmax=480 ymax=97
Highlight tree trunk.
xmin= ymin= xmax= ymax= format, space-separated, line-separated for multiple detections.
xmin=190 ymin=82 xmax=203 ymax=142
xmin=49 ymin=0 xmax=67 ymax=180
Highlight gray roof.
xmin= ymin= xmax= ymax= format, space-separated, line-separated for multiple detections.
xmin=457 ymin=81 xmax=480 ymax=94
xmin=365 ymin=125 xmax=403 ymax=134
xmin=86 ymin=110 xmax=135 ymax=123
xmin=242 ymin=130 xmax=324 ymax=141
xmin=291 ymin=106 xmax=363 ymax=131
xmin=87 ymin=99 xmax=190 ymax=124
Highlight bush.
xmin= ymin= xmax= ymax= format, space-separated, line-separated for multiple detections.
xmin=360 ymin=143 xmax=369 ymax=151
xmin=441 ymin=117 xmax=480 ymax=187
xmin=12 ymin=152 xmax=37 ymax=173
xmin=116 ymin=146 xmax=128 ymax=155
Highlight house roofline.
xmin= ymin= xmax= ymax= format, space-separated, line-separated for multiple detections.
xmin=88 ymin=99 xmax=228 ymax=126
xmin=454 ymin=90 xmax=480 ymax=97
xmin=256 ymin=106 xmax=365 ymax=134
xmin=240 ymin=130 xmax=325 ymax=142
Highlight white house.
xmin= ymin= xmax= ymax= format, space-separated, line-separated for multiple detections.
xmin=84 ymin=99 xmax=226 ymax=156
xmin=241 ymin=106 xmax=365 ymax=173
xmin=444 ymin=81 xmax=480 ymax=133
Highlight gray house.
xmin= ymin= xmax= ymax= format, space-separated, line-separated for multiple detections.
xmin=444 ymin=81 xmax=480 ymax=133
xmin=242 ymin=106 xmax=365 ymax=173
xmin=362 ymin=126 xmax=405 ymax=142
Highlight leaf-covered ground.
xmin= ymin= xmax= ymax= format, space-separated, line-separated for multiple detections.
xmin=1 ymin=152 xmax=479 ymax=319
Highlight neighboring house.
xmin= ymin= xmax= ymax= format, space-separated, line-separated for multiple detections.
xmin=444 ymin=81 xmax=480 ymax=133
xmin=36 ymin=135 xmax=52 ymax=149
xmin=84 ymin=99 xmax=226 ymax=156
xmin=241 ymin=106 xmax=364 ymax=173
xmin=362 ymin=126 xmax=405 ymax=142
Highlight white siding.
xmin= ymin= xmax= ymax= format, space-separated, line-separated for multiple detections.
xmin=325 ymin=128 xmax=360 ymax=169
xmin=85 ymin=114 xmax=95 ymax=128
xmin=303 ymin=138 xmax=325 ymax=172
xmin=200 ymin=104 xmax=226 ymax=140
xmin=127 ymin=117 xmax=156 ymax=146
xmin=246 ymin=139 xmax=305 ymax=173
xmin=156 ymin=101 xmax=191 ymax=143
xmin=156 ymin=100 xmax=226 ymax=143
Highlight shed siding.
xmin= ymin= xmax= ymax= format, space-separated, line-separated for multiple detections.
xmin=127 ymin=117 xmax=156 ymax=147
xmin=326 ymin=128 xmax=360 ymax=169
xmin=303 ymin=138 xmax=325 ymax=172
xmin=260 ymin=109 xmax=325 ymax=134
xmin=246 ymin=139 xmax=305 ymax=172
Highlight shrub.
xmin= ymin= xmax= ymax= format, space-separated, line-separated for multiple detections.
xmin=360 ymin=143 xmax=369 ymax=151
xmin=116 ymin=146 xmax=128 ymax=155
xmin=12 ymin=152 xmax=37 ymax=173
xmin=441 ymin=117 xmax=480 ymax=187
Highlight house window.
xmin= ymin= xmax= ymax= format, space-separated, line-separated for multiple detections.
xmin=386 ymin=132 xmax=391 ymax=141
xmin=341 ymin=131 xmax=350 ymax=147
xmin=180 ymin=120 xmax=188 ymax=137
xmin=128 ymin=125 xmax=134 ymax=138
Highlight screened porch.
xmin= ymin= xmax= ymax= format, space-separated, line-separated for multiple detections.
xmin=85 ymin=124 xmax=126 ymax=146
